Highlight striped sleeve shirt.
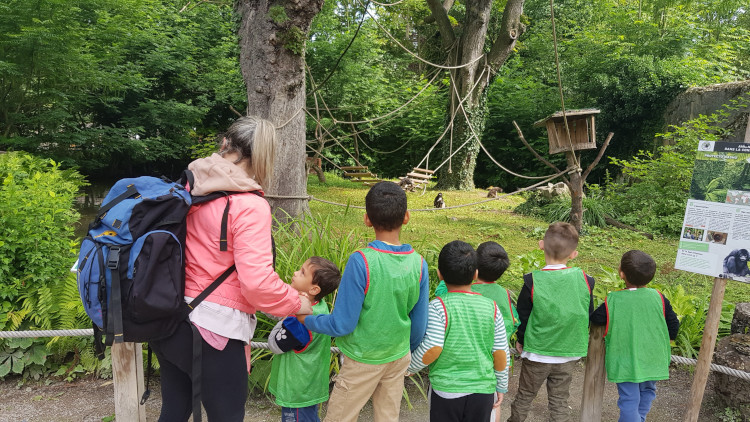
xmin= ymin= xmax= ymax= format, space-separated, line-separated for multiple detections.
xmin=408 ymin=298 xmax=510 ymax=393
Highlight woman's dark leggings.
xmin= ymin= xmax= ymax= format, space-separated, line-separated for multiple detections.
xmin=151 ymin=321 xmax=248 ymax=422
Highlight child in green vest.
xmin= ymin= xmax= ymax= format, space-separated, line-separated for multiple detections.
xmin=298 ymin=181 xmax=430 ymax=422
xmin=268 ymin=257 xmax=341 ymax=422
xmin=433 ymin=241 xmax=521 ymax=422
xmin=408 ymin=240 xmax=511 ymax=422
xmin=508 ymin=222 xmax=595 ymax=422
xmin=590 ymin=250 xmax=680 ymax=422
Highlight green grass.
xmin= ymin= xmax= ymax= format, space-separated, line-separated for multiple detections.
xmin=305 ymin=172 xmax=750 ymax=305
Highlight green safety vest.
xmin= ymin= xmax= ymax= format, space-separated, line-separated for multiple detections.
xmin=429 ymin=292 xmax=498 ymax=394
xmin=604 ymin=288 xmax=671 ymax=383
xmin=471 ymin=282 xmax=520 ymax=339
xmin=336 ymin=246 xmax=423 ymax=364
xmin=524 ymin=268 xmax=591 ymax=357
xmin=269 ymin=300 xmax=331 ymax=408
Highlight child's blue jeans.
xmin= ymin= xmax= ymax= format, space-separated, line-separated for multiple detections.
xmin=616 ymin=381 xmax=657 ymax=422
xmin=281 ymin=404 xmax=320 ymax=422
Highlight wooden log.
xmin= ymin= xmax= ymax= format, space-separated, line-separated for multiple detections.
xmin=340 ymin=166 xmax=368 ymax=170
xmin=603 ymin=215 xmax=654 ymax=240
xmin=406 ymin=172 xmax=433 ymax=180
xmin=684 ymin=277 xmax=728 ymax=422
xmin=352 ymin=179 xmax=380 ymax=183
xmin=112 ymin=342 xmax=146 ymax=421
xmin=413 ymin=168 xmax=436 ymax=174
xmin=580 ymin=325 xmax=606 ymax=422
xmin=343 ymin=173 xmax=375 ymax=178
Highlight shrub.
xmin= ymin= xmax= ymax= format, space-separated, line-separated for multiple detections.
xmin=0 ymin=152 xmax=88 ymax=379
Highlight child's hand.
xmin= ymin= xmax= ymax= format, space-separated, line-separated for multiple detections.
xmin=494 ymin=392 xmax=504 ymax=409
xmin=515 ymin=342 xmax=523 ymax=354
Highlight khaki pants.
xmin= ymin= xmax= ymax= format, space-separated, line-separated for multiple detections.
xmin=507 ymin=358 xmax=577 ymax=422
xmin=324 ymin=353 xmax=410 ymax=422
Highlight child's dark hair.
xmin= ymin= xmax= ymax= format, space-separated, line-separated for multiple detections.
xmin=620 ymin=250 xmax=656 ymax=286
xmin=477 ymin=241 xmax=510 ymax=282
xmin=438 ymin=240 xmax=477 ymax=285
xmin=365 ymin=182 xmax=407 ymax=231
xmin=308 ymin=257 xmax=342 ymax=301
xmin=543 ymin=222 xmax=579 ymax=260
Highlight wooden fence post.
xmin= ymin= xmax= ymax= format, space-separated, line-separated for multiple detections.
xmin=684 ymin=277 xmax=728 ymax=422
xmin=112 ymin=342 xmax=147 ymax=421
xmin=580 ymin=324 xmax=606 ymax=422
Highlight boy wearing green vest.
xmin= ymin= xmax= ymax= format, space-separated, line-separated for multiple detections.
xmin=268 ymin=257 xmax=342 ymax=422
xmin=408 ymin=240 xmax=511 ymax=422
xmin=508 ymin=222 xmax=595 ymax=422
xmin=299 ymin=181 xmax=430 ymax=422
xmin=590 ymin=250 xmax=680 ymax=422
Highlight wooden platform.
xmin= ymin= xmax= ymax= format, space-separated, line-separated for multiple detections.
xmin=399 ymin=168 xmax=433 ymax=191
xmin=342 ymin=166 xmax=379 ymax=185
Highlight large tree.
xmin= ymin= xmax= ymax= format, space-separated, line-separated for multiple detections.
xmin=235 ymin=0 xmax=324 ymax=220
xmin=427 ymin=0 xmax=526 ymax=190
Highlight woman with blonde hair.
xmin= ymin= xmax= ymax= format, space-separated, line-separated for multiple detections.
xmin=152 ymin=116 xmax=312 ymax=421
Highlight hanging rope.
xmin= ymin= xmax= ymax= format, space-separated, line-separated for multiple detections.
xmin=331 ymin=70 xmax=442 ymax=125
xmin=549 ymin=0 xmax=581 ymax=171
xmin=447 ymin=72 xmax=564 ymax=180
xmin=357 ymin=0 xmax=485 ymax=71
xmin=307 ymin=1 xmax=370 ymax=98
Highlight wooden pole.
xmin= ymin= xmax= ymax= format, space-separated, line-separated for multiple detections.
xmin=684 ymin=277 xmax=727 ymax=422
xmin=112 ymin=342 xmax=147 ymax=421
xmin=580 ymin=325 xmax=606 ymax=422
xmin=565 ymin=151 xmax=583 ymax=233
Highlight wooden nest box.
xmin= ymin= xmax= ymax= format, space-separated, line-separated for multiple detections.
xmin=533 ymin=108 xmax=600 ymax=155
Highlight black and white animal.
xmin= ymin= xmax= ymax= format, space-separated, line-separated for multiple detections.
xmin=434 ymin=192 xmax=446 ymax=209
xmin=723 ymin=249 xmax=750 ymax=277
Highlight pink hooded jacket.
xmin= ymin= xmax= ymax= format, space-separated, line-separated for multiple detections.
xmin=184 ymin=154 xmax=301 ymax=317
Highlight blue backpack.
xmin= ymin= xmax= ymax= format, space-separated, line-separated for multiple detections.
xmin=77 ymin=175 xmax=241 ymax=352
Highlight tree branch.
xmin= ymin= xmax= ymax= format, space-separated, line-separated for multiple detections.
xmin=582 ymin=132 xmax=613 ymax=181
xmin=486 ymin=0 xmax=526 ymax=70
xmin=513 ymin=120 xmax=569 ymax=185
xmin=424 ymin=0 xmax=455 ymax=24
xmin=425 ymin=0 xmax=456 ymax=48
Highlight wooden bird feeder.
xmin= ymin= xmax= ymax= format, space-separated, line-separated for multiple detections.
xmin=533 ymin=108 xmax=600 ymax=155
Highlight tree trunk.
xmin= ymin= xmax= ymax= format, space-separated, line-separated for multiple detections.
xmin=235 ymin=0 xmax=324 ymax=222
xmin=429 ymin=0 xmax=526 ymax=190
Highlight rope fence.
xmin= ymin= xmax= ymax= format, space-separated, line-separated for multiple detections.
xmin=2 ymin=329 xmax=749 ymax=382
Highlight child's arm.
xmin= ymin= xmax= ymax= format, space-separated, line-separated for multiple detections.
xmin=407 ymin=299 xmax=446 ymax=374
xmin=267 ymin=317 xmax=312 ymax=354
xmin=302 ymin=252 xmax=367 ymax=336
xmin=590 ymin=302 xmax=607 ymax=326
xmin=661 ymin=294 xmax=681 ymax=340
xmin=515 ymin=273 xmax=533 ymax=348
xmin=493 ymin=303 xmax=511 ymax=394
xmin=408 ymin=258 xmax=430 ymax=351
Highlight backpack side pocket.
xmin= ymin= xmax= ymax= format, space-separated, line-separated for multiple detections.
xmin=127 ymin=230 xmax=184 ymax=322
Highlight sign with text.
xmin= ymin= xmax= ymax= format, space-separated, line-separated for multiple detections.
xmin=675 ymin=141 xmax=750 ymax=283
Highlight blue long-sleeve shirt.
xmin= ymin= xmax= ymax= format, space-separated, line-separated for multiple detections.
xmin=303 ymin=240 xmax=430 ymax=352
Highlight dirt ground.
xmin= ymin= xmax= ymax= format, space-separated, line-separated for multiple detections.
xmin=0 ymin=361 xmax=732 ymax=421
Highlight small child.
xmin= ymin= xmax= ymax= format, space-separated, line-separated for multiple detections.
xmin=409 ymin=240 xmax=510 ymax=422
xmin=590 ymin=250 xmax=680 ymax=422
xmin=508 ymin=222 xmax=596 ymax=422
xmin=268 ymin=257 xmax=342 ymax=422
xmin=299 ymin=181 xmax=430 ymax=422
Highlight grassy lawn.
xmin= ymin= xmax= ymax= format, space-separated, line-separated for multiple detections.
xmin=305 ymin=173 xmax=750 ymax=305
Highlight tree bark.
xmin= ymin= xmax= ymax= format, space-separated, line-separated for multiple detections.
xmin=431 ymin=0 xmax=526 ymax=190
xmin=235 ymin=0 xmax=324 ymax=221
